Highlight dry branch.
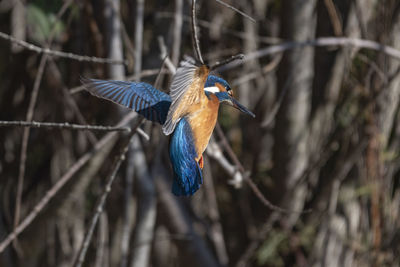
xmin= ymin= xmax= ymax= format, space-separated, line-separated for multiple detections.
xmin=0 ymin=31 xmax=127 ymax=65
xmin=73 ymin=133 xmax=134 ymax=267
xmin=213 ymin=124 xmax=309 ymax=214
xmin=210 ymin=54 xmax=244 ymax=70
xmin=191 ymin=0 xmax=204 ymax=64
xmin=214 ymin=0 xmax=256 ymax=23
xmin=0 ymin=120 xmax=149 ymax=140
xmin=0 ymin=113 xmax=138 ymax=253
xmin=220 ymin=37 xmax=400 ymax=71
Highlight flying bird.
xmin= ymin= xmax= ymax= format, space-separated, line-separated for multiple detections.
xmin=82 ymin=58 xmax=255 ymax=196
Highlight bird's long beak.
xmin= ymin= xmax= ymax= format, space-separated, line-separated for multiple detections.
xmin=229 ymin=97 xmax=255 ymax=118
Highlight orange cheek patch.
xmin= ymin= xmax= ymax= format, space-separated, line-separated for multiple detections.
xmin=215 ymin=83 xmax=226 ymax=92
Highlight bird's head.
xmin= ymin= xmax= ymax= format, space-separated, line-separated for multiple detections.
xmin=204 ymin=75 xmax=255 ymax=118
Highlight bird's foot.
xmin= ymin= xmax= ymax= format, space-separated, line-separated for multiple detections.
xmin=198 ymin=155 xmax=204 ymax=169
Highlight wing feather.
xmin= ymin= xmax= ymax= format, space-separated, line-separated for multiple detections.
xmin=162 ymin=59 xmax=210 ymax=135
xmin=82 ymin=78 xmax=171 ymax=125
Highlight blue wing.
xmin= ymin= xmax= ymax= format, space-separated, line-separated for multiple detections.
xmin=169 ymin=118 xmax=203 ymax=196
xmin=82 ymin=78 xmax=171 ymax=124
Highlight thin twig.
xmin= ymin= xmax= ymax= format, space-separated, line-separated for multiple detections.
xmin=235 ymin=212 xmax=280 ymax=267
xmin=158 ymin=36 xmax=177 ymax=74
xmin=191 ymin=0 xmax=204 ymax=64
xmin=49 ymin=58 xmax=99 ymax=145
xmin=215 ymin=0 xmax=256 ymax=23
xmin=206 ymin=140 xmax=244 ymax=188
xmin=73 ymin=133 xmax=134 ymax=267
xmin=210 ymin=54 xmax=244 ymax=70
xmin=232 ymin=53 xmax=282 ymax=87
xmin=214 ymin=124 xmax=310 ymax=214
xmin=323 ymin=0 xmax=343 ymax=36
xmin=14 ymin=56 xmax=47 ymax=238
xmin=172 ymin=0 xmax=183 ymax=65
xmin=261 ymin=69 xmax=292 ymax=128
xmin=0 ymin=120 xmax=150 ymax=139
xmin=0 ymin=113 xmax=138 ymax=253
xmin=0 ymin=31 xmax=127 ymax=65
xmin=219 ymin=37 xmax=400 ymax=71
xmin=203 ymin=159 xmax=229 ymax=265
xmin=13 ymin=0 xmax=74 ymax=244
xmin=134 ymin=0 xmax=145 ymax=77
xmin=157 ymin=12 xmax=281 ymax=45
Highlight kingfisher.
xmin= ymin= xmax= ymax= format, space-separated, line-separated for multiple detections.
xmin=82 ymin=58 xmax=255 ymax=196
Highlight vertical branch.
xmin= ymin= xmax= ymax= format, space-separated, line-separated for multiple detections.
xmin=0 ymin=113 xmax=137 ymax=253
xmin=129 ymin=136 xmax=157 ymax=267
xmin=13 ymin=0 xmax=74 ymax=243
xmin=134 ymin=0 xmax=144 ymax=77
xmin=203 ymin=159 xmax=229 ymax=265
xmin=172 ymin=0 xmax=183 ymax=65
xmin=272 ymin=0 xmax=316 ymax=226
xmin=10 ymin=0 xmax=26 ymax=53
xmin=121 ymin=1 xmax=145 ymax=266
xmin=14 ymin=56 xmax=47 ymax=235
xmin=105 ymin=0 xmax=125 ymax=80
xmin=191 ymin=0 xmax=204 ymax=64
xmin=73 ymin=134 xmax=134 ymax=267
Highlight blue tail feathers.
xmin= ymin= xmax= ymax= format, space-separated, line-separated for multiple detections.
xmin=169 ymin=118 xmax=203 ymax=196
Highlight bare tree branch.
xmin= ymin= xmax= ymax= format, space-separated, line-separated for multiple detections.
xmin=0 ymin=113 xmax=138 ymax=253
xmin=0 ymin=31 xmax=127 ymax=65
xmin=13 ymin=0 xmax=75 ymax=247
xmin=210 ymin=54 xmax=244 ymax=70
xmin=214 ymin=0 xmax=256 ymax=23
xmin=0 ymin=120 xmax=149 ymax=140
xmin=191 ymin=0 xmax=204 ymax=64
xmin=158 ymin=36 xmax=176 ymax=74
xmin=73 ymin=133 xmax=135 ymax=267
xmin=219 ymin=37 xmax=400 ymax=71
xmin=172 ymin=0 xmax=183 ymax=65
xmin=213 ymin=124 xmax=310 ymax=214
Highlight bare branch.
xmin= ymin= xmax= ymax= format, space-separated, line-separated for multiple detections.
xmin=210 ymin=54 xmax=244 ymax=70
xmin=323 ymin=0 xmax=343 ymax=36
xmin=73 ymin=133 xmax=134 ymax=267
xmin=157 ymin=36 xmax=177 ymax=74
xmin=14 ymin=56 xmax=47 ymax=239
xmin=14 ymin=0 xmax=81 ymax=237
xmin=215 ymin=0 xmax=256 ymax=23
xmin=0 ymin=113 xmax=138 ymax=253
xmin=206 ymin=140 xmax=244 ymax=188
xmin=213 ymin=124 xmax=310 ymax=214
xmin=172 ymin=0 xmax=183 ymax=65
xmin=219 ymin=37 xmax=400 ymax=71
xmin=157 ymin=12 xmax=281 ymax=45
xmin=0 ymin=120 xmax=149 ymax=140
xmin=191 ymin=0 xmax=204 ymax=64
xmin=0 ymin=31 xmax=127 ymax=65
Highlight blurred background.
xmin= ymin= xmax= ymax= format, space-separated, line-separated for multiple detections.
xmin=0 ymin=0 xmax=400 ymax=266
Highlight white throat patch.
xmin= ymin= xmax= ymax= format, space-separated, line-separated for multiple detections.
xmin=204 ymin=86 xmax=220 ymax=94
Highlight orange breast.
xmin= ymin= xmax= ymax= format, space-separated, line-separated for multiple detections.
xmin=187 ymin=94 xmax=220 ymax=160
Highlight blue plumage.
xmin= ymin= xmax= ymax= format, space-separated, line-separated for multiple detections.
xmin=205 ymin=75 xmax=230 ymax=90
xmin=82 ymin=78 xmax=171 ymax=124
xmin=169 ymin=118 xmax=203 ymax=196
xmin=82 ymin=59 xmax=255 ymax=196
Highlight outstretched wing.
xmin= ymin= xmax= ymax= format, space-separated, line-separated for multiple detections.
xmin=162 ymin=59 xmax=210 ymax=135
xmin=82 ymin=78 xmax=171 ymax=124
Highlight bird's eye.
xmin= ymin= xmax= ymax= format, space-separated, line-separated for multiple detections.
xmin=227 ymin=90 xmax=233 ymax=97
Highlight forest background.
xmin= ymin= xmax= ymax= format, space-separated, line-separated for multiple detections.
xmin=0 ymin=0 xmax=400 ymax=266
